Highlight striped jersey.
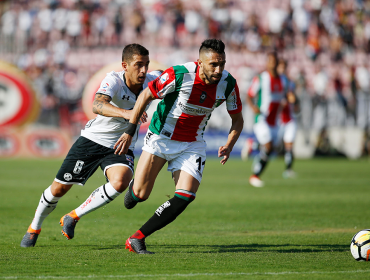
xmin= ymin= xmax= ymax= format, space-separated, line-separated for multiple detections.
xmin=148 ymin=62 xmax=242 ymax=142
xmin=81 ymin=70 xmax=161 ymax=150
xmin=248 ymin=71 xmax=285 ymax=126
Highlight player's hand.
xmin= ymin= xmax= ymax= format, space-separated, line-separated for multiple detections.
xmin=218 ymin=145 xmax=231 ymax=165
xmin=114 ymin=133 xmax=132 ymax=155
xmin=139 ymin=112 xmax=148 ymax=124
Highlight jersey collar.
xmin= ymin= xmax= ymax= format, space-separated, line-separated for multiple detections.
xmin=122 ymin=72 xmax=143 ymax=96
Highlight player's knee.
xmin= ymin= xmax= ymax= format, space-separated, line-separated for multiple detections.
xmin=109 ymin=176 xmax=131 ymax=193
xmin=51 ymin=181 xmax=72 ymax=197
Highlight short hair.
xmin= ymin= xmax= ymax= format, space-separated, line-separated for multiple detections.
xmin=122 ymin=44 xmax=149 ymax=63
xmin=199 ymin=39 xmax=225 ymax=55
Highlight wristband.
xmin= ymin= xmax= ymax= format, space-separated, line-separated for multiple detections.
xmin=126 ymin=122 xmax=137 ymax=137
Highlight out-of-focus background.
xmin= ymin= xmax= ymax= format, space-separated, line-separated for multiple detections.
xmin=0 ymin=0 xmax=369 ymax=159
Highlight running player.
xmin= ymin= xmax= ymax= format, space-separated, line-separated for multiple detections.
xmin=277 ymin=59 xmax=299 ymax=178
xmin=246 ymin=51 xmax=285 ymax=187
xmin=20 ymin=44 xmax=162 ymax=247
xmin=114 ymin=39 xmax=244 ymax=254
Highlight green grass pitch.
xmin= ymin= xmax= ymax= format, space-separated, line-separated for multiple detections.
xmin=1 ymin=157 xmax=370 ymax=279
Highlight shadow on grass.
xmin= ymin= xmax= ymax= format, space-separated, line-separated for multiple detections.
xmin=58 ymin=243 xmax=348 ymax=254
xmin=146 ymin=243 xmax=349 ymax=254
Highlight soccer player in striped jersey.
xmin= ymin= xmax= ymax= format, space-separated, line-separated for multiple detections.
xmin=20 ymin=44 xmax=162 ymax=247
xmin=246 ymin=51 xmax=285 ymax=187
xmin=277 ymin=59 xmax=300 ymax=178
xmin=114 ymin=39 xmax=244 ymax=254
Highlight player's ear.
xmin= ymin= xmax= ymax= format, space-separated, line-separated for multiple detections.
xmin=122 ymin=61 xmax=128 ymax=71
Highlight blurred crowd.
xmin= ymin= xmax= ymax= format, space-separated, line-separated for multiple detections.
xmin=0 ymin=0 xmax=370 ymax=142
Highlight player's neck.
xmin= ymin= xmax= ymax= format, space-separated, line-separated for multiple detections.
xmin=124 ymin=73 xmax=143 ymax=95
xmin=268 ymin=69 xmax=278 ymax=78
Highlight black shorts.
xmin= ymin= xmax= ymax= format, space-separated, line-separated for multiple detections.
xmin=55 ymin=136 xmax=134 ymax=185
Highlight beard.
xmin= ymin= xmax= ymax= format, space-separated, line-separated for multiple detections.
xmin=204 ymin=71 xmax=220 ymax=84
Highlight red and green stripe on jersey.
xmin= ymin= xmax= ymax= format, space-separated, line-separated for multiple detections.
xmin=148 ymin=62 xmax=242 ymax=142
xmin=247 ymin=71 xmax=284 ymax=126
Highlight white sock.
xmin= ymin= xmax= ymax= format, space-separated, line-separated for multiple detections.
xmin=31 ymin=186 xmax=61 ymax=230
xmin=75 ymin=182 xmax=121 ymax=218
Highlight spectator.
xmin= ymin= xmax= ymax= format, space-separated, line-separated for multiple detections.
xmin=66 ymin=5 xmax=81 ymax=46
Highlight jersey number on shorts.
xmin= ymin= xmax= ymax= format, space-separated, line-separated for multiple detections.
xmin=196 ymin=157 xmax=206 ymax=172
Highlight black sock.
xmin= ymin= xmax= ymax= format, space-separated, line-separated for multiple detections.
xmin=284 ymin=150 xmax=293 ymax=170
xmin=138 ymin=193 xmax=194 ymax=238
xmin=253 ymin=148 xmax=271 ymax=176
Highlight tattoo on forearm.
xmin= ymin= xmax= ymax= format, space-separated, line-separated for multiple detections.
xmin=93 ymin=93 xmax=111 ymax=115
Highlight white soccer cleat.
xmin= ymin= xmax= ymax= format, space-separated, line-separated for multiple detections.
xmin=249 ymin=175 xmax=264 ymax=187
xmin=282 ymin=169 xmax=297 ymax=179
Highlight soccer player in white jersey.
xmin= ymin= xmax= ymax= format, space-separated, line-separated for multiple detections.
xmin=20 ymin=44 xmax=162 ymax=247
xmin=246 ymin=52 xmax=285 ymax=187
xmin=277 ymin=59 xmax=300 ymax=178
xmin=114 ymin=39 xmax=244 ymax=254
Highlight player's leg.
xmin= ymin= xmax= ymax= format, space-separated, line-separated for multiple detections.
xmin=282 ymin=120 xmax=297 ymax=178
xmin=61 ymin=150 xmax=136 ymax=240
xmin=20 ymin=180 xmax=72 ymax=247
xmin=71 ymin=165 xmax=132 ymax=217
xmin=250 ymin=121 xmax=273 ymax=187
xmin=126 ymin=171 xmax=199 ymax=254
xmin=20 ymin=137 xmax=95 ymax=247
xmin=126 ymin=141 xmax=204 ymax=254
xmin=123 ymin=130 xmax=168 ymax=209
xmin=124 ymin=151 xmax=167 ymax=209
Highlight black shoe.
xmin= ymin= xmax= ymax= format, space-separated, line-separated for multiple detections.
xmin=124 ymin=179 xmax=138 ymax=209
xmin=125 ymin=237 xmax=154 ymax=254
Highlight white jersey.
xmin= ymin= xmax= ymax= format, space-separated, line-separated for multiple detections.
xmin=81 ymin=70 xmax=161 ymax=150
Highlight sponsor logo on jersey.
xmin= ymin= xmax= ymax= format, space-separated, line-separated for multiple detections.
xmin=122 ymin=95 xmax=130 ymax=101
xmin=73 ymin=160 xmax=84 ymax=174
xmin=155 ymin=201 xmax=171 ymax=216
xmin=178 ymin=101 xmax=207 ymax=115
xmin=161 ymin=130 xmax=172 ymax=138
xmin=64 ymin=173 xmax=72 ymax=181
xmin=199 ymin=91 xmax=207 ymax=103
xmin=159 ymin=73 xmax=169 ymax=84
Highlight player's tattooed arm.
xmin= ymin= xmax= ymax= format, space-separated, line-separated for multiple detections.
xmin=92 ymin=93 xmax=146 ymax=120
xmin=93 ymin=93 xmax=112 ymax=116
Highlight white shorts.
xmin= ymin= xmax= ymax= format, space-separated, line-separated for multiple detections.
xmin=253 ymin=120 xmax=278 ymax=145
xmin=281 ymin=120 xmax=297 ymax=143
xmin=142 ymin=130 xmax=207 ymax=183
